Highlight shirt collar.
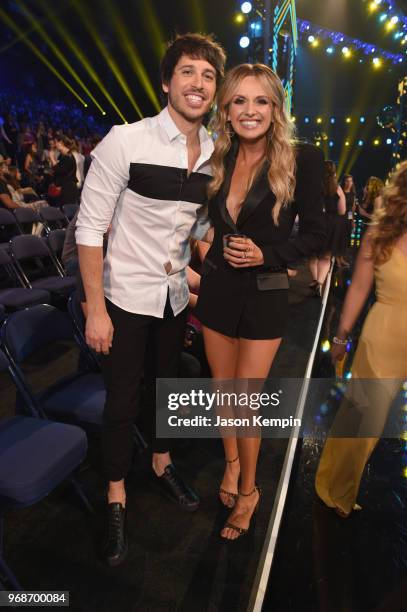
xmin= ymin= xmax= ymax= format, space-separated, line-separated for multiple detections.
xmin=158 ymin=106 xmax=214 ymax=155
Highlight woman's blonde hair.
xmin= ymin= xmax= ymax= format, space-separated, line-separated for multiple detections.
xmin=208 ymin=63 xmax=296 ymax=224
xmin=362 ymin=176 xmax=384 ymax=211
xmin=370 ymin=161 xmax=407 ymax=265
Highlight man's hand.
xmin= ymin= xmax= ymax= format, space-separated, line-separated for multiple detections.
xmin=85 ymin=310 xmax=114 ymax=354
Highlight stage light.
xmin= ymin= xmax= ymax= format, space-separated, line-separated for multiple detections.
xmin=321 ymin=340 xmax=331 ymax=352
xmin=239 ymin=36 xmax=250 ymax=48
xmin=330 ymin=117 xmax=335 ymax=124
xmin=39 ymin=0 xmax=127 ymax=123
xmin=369 ymin=1 xmax=379 ymax=11
xmin=241 ymin=2 xmax=252 ymax=13
xmin=373 ymin=138 xmax=380 ymax=145
xmin=386 ymin=19 xmax=396 ymax=31
xmin=235 ymin=13 xmax=245 ymax=24
xmin=329 ymin=140 xmax=334 ymax=147
xmin=342 ymin=46 xmax=351 ymax=57
xmin=17 ymin=0 xmax=106 ymax=116
xmin=105 ymin=0 xmax=161 ymax=112
xmin=345 ymin=140 xmax=350 ymax=146
xmin=346 ymin=117 xmax=351 ymax=123
xmin=0 ymin=6 xmax=88 ymax=109
xmin=316 ymin=117 xmax=322 ymax=123
xmin=292 ymin=116 xmax=296 ymax=122
xmin=379 ymin=13 xmax=388 ymax=22
xmin=311 ymin=39 xmax=319 ymax=47
xmin=360 ymin=116 xmax=365 ymax=123
xmin=391 ymin=16 xmax=399 ymax=24
xmin=72 ymin=0 xmax=143 ymax=118
xmin=304 ymin=117 xmax=310 ymax=123
xmin=316 ymin=141 xmax=321 ymax=146
xmin=358 ymin=140 xmax=364 ymax=146
xmin=308 ymin=35 xmax=315 ymax=43
xmin=326 ymin=46 xmax=334 ymax=54
xmin=386 ymin=138 xmax=392 ymax=144
xmin=373 ymin=57 xmax=382 ymax=68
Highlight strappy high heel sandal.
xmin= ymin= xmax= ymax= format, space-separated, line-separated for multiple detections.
xmin=219 ymin=456 xmax=239 ymax=508
xmin=222 ymin=485 xmax=262 ymax=539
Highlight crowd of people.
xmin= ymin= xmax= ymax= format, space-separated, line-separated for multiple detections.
xmin=1 ymin=33 xmax=405 ymax=574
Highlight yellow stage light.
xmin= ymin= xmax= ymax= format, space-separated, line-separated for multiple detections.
xmin=0 ymin=7 xmax=88 ymax=108
xmin=369 ymin=1 xmax=379 ymax=11
xmin=345 ymin=140 xmax=350 ymax=146
xmin=316 ymin=117 xmax=322 ymax=123
xmin=104 ymin=0 xmax=161 ymax=112
xmin=346 ymin=117 xmax=351 ymax=123
xmin=385 ymin=20 xmax=396 ymax=31
xmin=17 ymin=0 xmax=106 ymax=115
xmin=373 ymin=57 xmax=382 ymax=68
xmin=72 ymin=0 xmax=143 ymax=118
xmin=316 ymin=141 xmax=321 ymax=146
xmin=311 ymin=39 xmax=319 ymax=47
xmin=39 ymin=0 xmax=127 ymax=123
xmin=373 ymin=139 xmax=380 ymax=145
xmin=235 ymin=13 xmax=245 ymax=24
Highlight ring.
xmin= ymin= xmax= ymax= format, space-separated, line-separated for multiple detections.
xmin=242 ymin=251 xmax=246 ymax=259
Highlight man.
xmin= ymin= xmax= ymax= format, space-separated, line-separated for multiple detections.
xmin=76 ymin=33 xmax=226 ymax=566
xmin=0 ymin=162 xmax=18 ymax=209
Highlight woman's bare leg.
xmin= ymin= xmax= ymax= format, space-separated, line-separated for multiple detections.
xmin=221 ymin=337 xmax=282 ymax=539
xmin=316 ymin=254 xmax=331 ymax=285
xmin=202 ymin=326 xmax=240 ymax=507
xmin=309 ymin=257 xmax=318 ymax=282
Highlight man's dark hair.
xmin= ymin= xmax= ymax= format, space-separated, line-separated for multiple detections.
xmin=161 ymin=33 xmax=226 ymax=87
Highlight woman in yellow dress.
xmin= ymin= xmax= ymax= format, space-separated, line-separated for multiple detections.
xmin=315 ymin=161 xmax=407 ymax=517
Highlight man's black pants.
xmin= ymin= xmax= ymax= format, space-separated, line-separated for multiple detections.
xmin=100 ymin=295 xmax=187 ymax=482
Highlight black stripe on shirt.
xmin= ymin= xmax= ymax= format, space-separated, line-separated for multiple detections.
xmin=128 ymin=163 xmax=210 ymax=204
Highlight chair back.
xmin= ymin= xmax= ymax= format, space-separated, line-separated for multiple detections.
xmin=0 ymin=209 xmax=21 ymax=243
xmin=40 ymin=208 xmax=67 ymax=232
xmin=62 ymin=204 xmax=79 ymax=221
xmin=13 ymin=208 xmax=40 ymax=235
xmin=1 ymin=304 xmax=75 ymax=363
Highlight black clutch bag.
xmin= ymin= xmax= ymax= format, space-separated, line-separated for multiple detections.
xmin=256 ymin=272 xmax=289 ymax=291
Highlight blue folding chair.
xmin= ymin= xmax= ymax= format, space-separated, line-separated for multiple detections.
xmin=39 ymin=207 xmax=67 ymax=232
xmin=0 ymin=348 xmax=91 ymax=590
xmin=0 ymin=250 xmax=50 ymax=312
xmin=12 ymin=208 xmax=41 ymax=236
xmin=46 ymin=229 xmax=66 ymax=275
xmin=9 ymin=235 xmax=75 ymax=299
xmin=1 ymin=305 xmax=107 ymax=433
xmin=0 ymin=209 xmax=21 ymax=249
xmin=61 ymin=204 xmax=79 ymax=222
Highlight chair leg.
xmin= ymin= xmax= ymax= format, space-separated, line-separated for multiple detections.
xmin=0 ymin=517 xmax=23 ymax=591
xmin=133 ymin=424 xmax=148 ymax=454
xmin=69 ymin=476 xmax=95 ymax=514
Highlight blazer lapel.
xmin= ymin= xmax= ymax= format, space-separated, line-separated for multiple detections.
xmin=218 ymin=139 xmax=239 ymax=232
xmin=237 ymin=161 xmax=271 ymax=228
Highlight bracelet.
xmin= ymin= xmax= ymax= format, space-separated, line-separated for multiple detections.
xmin=332 ymin=336 xmax=349 ymax=346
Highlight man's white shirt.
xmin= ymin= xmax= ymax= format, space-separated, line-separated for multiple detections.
xmin=76 ymin=106 xmax=213 ymax=317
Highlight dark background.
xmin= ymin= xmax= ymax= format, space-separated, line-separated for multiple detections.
xmin=1 ymin=0 xmax=406 ymax=183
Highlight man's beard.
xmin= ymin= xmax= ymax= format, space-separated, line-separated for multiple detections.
xmin=168 ymin=91 xmax=208 ymax=123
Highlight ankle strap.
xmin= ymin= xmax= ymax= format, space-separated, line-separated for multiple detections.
xmin=239 ymin=486 xmax=257 ymax=497
xmin=225 ymin=456 xmax=239 ymax=464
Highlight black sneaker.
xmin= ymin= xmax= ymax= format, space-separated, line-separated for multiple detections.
xmin=153 ymin=464 xmax=200 ymax=512
xmin=102 ymin=502 xmax=128 ymax=567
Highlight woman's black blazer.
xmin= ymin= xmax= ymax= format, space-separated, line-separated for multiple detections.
xmin=203 ymin=140 xmax=326 ymax=272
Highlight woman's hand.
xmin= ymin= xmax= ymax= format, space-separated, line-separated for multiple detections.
xmin=331 ymin=343 xmax=347 ymax=364
xmin=224 ymin=237 xmax=264 ymax=268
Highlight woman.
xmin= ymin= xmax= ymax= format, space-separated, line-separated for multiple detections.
xmin=195 ymin=64 xmax=326 ymax=539
xmin=358 ymin=176 xmax=384 ymax=236
xmin=309 ymin=161 xmax=346 ymax=296
xmin=315 ymin=161 xmax=407 ymax=517
xmin=5 ymin=166 xmax=48 ymax=213
xmin=50 ymin=135 xmax=78 ymax=205
xmin=338 ymin=174 xmax=357 ymax=267
xmin=23 ymin=142 xmax=41 ymax=189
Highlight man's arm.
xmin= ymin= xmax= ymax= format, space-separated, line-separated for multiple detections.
xmin=0 ymin=193 xmax=19 ymax=210
xmin=76 ymin=125 xmax=129 ymax=353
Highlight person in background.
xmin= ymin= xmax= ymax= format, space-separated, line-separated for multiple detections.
xmin=309 ymin=161 xmax=346 ymax=296
xmin=71 ymin=141 xmax=85 ymax=189
xmin=316 ymin=160 xmax=407 ymax=517
xmin=50 ymin=135 xmax=78 ymax=205
xmin=358 ymin=176 xmax=384 ymax=236
xmin=5 ymin=166 xmax=48 ymax=213
xmin=337 ymin=173 xmax=357 ymax=267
